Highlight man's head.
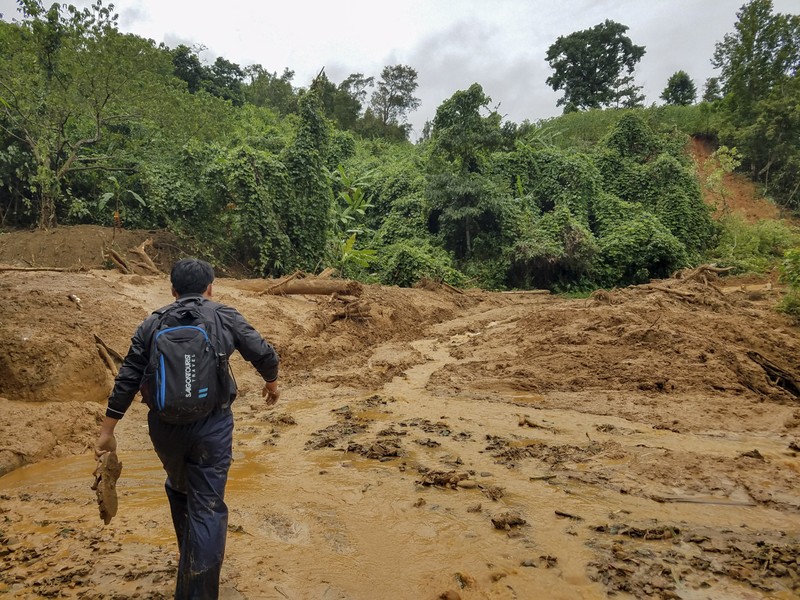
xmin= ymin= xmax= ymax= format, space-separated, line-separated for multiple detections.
xmin=170 ymin=258 xmax=215 ymax=297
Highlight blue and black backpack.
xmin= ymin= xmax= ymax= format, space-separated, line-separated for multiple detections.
xmin=141 ymin=298 xmax=232 ymax=424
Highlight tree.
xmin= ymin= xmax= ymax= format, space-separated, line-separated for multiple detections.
xmin=614 ymin=74 xmax=645 ymax=108
xmin=661 ymin=70 xmax=697 ymax=105
xmin=205 ymin=57 xmax=245 ymax=106
xmin=244 ymin=66 xmax=297 ymax=115
xmin=702 ymin=77 xmax=723 ymax=102
xmin=427 ymin=83 xmax=504 ymax=259
xmin=171 ymin=44 xmax=206 ymax=93
xmin=545 ymin=20 xmax=646 ymax=111
xmin=369 ymin=64 xmax=421 ymax=133
xmin=712 ymin=0 xmax=800 ymax=121
xmin=0 ymin=0 xmax=175 ymax=228
xmin=282 ymin=87 xmax=332 ymax=270
xmin=333 ymin=73 xmax=373 ymax=130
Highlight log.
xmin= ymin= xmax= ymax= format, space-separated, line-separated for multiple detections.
xmin=127 ymin=239 xmax=160 ymax=275
xmin=107 ymin=249 xmax=131 ymax=274
xmin=261 ymin=279 xmax=362 ymax=296
xmin=655 ymin=495 xmax=756 ymax=506
xmin=0 ymin=266 xmax=68 ymax=272
xmin=259 ymin=270 xmax=301 ymax=295
xmin=747 ymin=351 xmax=800 ymax=398
xmin=641 ymin=284 xmax=696 ymax=298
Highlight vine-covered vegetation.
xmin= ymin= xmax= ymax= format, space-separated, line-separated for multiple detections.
xmin=1 ymin=0 xmax=798 ymax=292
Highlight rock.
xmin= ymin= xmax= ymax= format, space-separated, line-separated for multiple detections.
xmin=491 ymin=512 xmax=526 ymax=530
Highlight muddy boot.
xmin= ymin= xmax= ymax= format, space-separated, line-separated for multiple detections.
xmin=91 ymin=451 xmax=122 ymax=524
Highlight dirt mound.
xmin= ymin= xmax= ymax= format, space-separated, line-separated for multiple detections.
xmin=430 ymin=274 xmax=800 ymax=422
xmin=0 ymin=224 xmax=184 ymax=271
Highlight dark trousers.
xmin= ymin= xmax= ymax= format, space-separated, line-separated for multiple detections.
xmin=148 ymin=407 xmax=234 ymax=600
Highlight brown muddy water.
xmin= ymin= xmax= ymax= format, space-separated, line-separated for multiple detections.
xmin=2 ymin=343 xmax=799 ymax=599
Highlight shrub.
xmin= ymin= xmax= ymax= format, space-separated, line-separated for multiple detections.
xmin=506 ymin=204 xmax=598 ymax=290
xmin=778 ymin=247 xmax=800 ymax=318
xmin=707 ymin=215 xmax=800 ymax=274
xmin=596 ymin=213 xmax=687 ymax=286
xmin=376 ymin=241 xmax=465 ymax=287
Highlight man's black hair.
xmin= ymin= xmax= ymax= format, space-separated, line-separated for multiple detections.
xmin=170 ymin=258 xmax=215 ymax=296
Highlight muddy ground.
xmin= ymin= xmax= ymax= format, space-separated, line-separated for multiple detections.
xmin=0 ymin=224 xmax=798 ymax=600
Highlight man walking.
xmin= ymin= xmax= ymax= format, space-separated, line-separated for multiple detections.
xmin=95 ymin=258 xmax=280 ymax=599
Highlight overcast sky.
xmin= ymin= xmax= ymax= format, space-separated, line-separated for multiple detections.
xmin=2 ymin=0 xmax=797 ymax=139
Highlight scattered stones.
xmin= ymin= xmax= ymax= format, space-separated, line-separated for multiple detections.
xmin=491 ymin=512 xmax=526 ymax=530
xmin=591 ymin=522 xmax=680 ymax=540
xmin=346 ymin=439 xmax=403 ymax=460
xmin=417 ymin=470 xmax=470 ymax=489
xmin=738 ymin=449 xmax=765 ymax=461
xmin=305 ymin=422 xmax=367 ymax=450
xmin=479 ymin=484 xmax=505 ymax=501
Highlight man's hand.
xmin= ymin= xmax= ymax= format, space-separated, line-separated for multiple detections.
xmin=95 ymin=416 xmax=119 ymax=457
xmin=262 ymin=380 xmax=280 ymax=407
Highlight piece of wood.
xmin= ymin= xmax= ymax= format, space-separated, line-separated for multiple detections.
xmin=655 ymin=495 xmax=756 ymax=507
xmin=747 ymin=350 xmax=800 ymax=397
xmin=93 ymin=334 xmax=125 ymax=364
xmin=0 ymin=266 xmax=68 ymax=272
xmin=316 ymin=267 xmax=336 ymax=279
xmin=96 ymin=344 xmax=119 ymax=376
xmin=259 ymin=270 xmax=302 ymax=295
xmin=678 ymin=264 xmax=734 ymax=282
xmin=107 ymin=249 xmax=131 ymax=274
xmin=262 ymin=279 xmax=363 ymax=296
xmin=500 ymin=290 xmax=551 ymax=295
xmin=127 ymin=238 xmax=160 ymax=275
xmin=442 ymin=282 xmax=465 ymax=295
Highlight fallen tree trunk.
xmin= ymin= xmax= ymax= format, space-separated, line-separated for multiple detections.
xmin=0 ymin=266 xmax=69 ymax=272
xmin=261 ymin=279 xmax=362 ymax=296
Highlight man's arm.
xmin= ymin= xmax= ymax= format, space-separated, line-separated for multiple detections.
xmin=95 ymin=322 xmax=150 ymax=453
xmin=105 ymin=324 xmax=150 ymax=419
xmin=221 ymin=306 xmax=280 ymax=403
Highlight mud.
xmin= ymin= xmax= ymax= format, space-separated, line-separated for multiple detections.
xmin=0 ymin=249 xmax=797 ymax=599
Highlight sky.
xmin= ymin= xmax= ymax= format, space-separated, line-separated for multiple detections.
xmin=2 ymin=0 xmax=798 ymax=139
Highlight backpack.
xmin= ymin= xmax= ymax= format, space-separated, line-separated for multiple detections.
xmin=141 ymin=298 xmax=231 ymax=424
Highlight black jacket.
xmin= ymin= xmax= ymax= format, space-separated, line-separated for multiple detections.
xmin=106 ymin=295 xmax=279 ymax=420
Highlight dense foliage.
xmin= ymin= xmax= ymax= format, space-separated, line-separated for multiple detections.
xmin=0 ymin=0 xmax=798 ymax=294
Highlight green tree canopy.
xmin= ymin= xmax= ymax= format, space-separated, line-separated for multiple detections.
xmin=661 ymin=70 xmax=697 ymax=105
xmin=712 ymin=0 xmax=800 ymax=121
xmin=702 ymin=77 xmax=723 ymax=102
xmin=545 ymin=20 xmax=646 ymax=111
xmin=0 ymin=0 xmax=177 ymax=228
xmin=369 ymin=64 xmax=421 ymax=133
xmin=244 ymin=66 xmax=297 ymax=115
xmin=427 ymin=83 xmax=504 ymax=260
